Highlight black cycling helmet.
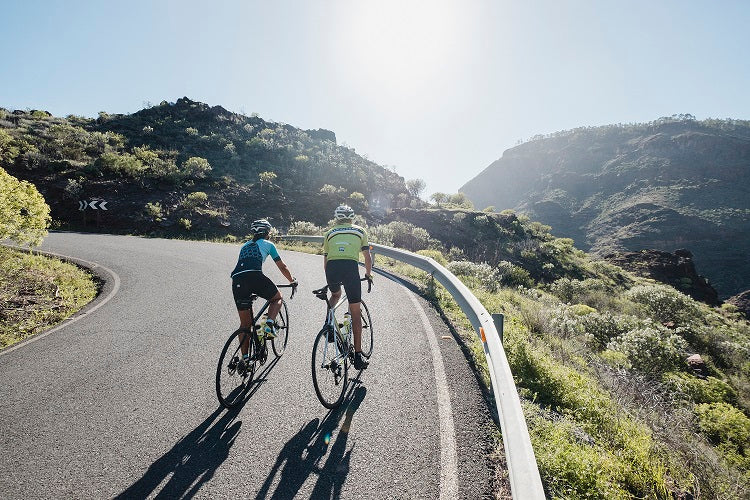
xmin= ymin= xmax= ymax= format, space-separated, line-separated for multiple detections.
xmin=250 ymin=218 xmax=272 ymax=237
xmin=334 ymin=204 xmax=355 ymax=221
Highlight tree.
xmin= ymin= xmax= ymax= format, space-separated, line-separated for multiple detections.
xmin=0 ymin=167 xmax=51 ymax=246
xmin=430 ymin=192 xmax=448 ymax=206
xmin=447 ymin=192 xmax=474 ymax=209
xmin=406 ymin=178 xmax=426 ymax=198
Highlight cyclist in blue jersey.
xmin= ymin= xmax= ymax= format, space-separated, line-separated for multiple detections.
xmin=231 ymin=219 xmax=296 ymax=362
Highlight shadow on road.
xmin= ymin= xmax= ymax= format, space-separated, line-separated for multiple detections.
xmin=255 ymin=376 xmax=367 ymax=499
xmin=114 ymin=404 xmax=242 ymax=499
xmin=115 ymin=352 xmax=287 ymax=498
xmin=224 ymin=355 xmax=282 ymax=409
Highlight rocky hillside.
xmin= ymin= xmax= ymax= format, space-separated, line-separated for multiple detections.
xmin=0 ymin=98 xmax=417 ymax=237
xmin=461 ymin=116 xmax=750 ymax=298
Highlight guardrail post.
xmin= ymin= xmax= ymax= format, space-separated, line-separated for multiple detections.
xmin=492 ymin=313 xmax=504 ymax=344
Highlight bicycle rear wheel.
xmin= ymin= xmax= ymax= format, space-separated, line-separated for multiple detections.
xmin=216 ymin=328 xmax=255 ymax=409
xmin=272 ymin=299 xmax=289 ymax=357
xmin=360 ymin=300 xmax=374 ymax=358
xmin=311 ymin=326 xmax=348 ymax=409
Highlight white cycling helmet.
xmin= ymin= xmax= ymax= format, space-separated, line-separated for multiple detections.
xmin=250 ymin=218 xmax=272 ymax=236
xmin=334 ymin=204 xmax=355 ymax=220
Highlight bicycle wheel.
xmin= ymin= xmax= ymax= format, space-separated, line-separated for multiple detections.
xmin=311 ymin=326 xmax=348 ymax=409
xmin=216 ymin=328 xmax=255 ymax=409
xmin=272 ymin=299 xmax=289 ymax=357
xmin=360 ymin=300 xmax=374 ymax=358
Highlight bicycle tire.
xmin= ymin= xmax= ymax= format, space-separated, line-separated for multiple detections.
xmin=272 ymin=299 xmax=289 ymax=357
xmin=360 ymin=300 xmax=374 ymax=358
xmin=311 ymin=327 xmax=348 ymax=409
xmin=216 ymin=328 xmax=255 ymax=409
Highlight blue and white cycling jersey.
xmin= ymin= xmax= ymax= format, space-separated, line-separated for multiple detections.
xmin=230 ymin=238 xmax=280 ymax=278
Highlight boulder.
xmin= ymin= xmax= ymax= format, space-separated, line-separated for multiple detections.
xmin=686 ymin=354 xmax=707 ymax=378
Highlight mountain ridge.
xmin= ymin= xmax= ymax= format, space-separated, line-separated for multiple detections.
xmin=461 ymin=116 xmax=750 ymax=297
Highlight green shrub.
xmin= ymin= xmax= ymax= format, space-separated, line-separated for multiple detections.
xmin=258 ymin=170 xmax=277 ymax=186
xmin=182 ymin=156 xmax=211 ymax=179
xmin=695 ymin=402 xmax=750 ymax=471
xmin=96 ymin=152 xmax=147 ymax=177
xmin=144 ymin=202 xmax=163 ymax=221
xmin=0 ymin=167 xmax=51 ymax=246
xmin=579 ymin=312 xmax=640 ymax=350
xmin=0 ymin=129 xmax=21 ymax=164
xmin=665 ymin=373 xmax=737 ymax=404
xmin=497 ymin=260 xmax=534 ymax=288
xmin=416 ymin=249 xmax=447 ymax=266
xmin=607 ymin=327 xmax=688 ymax=373
xmin=447 ymin=260 xmax=500 ymax=292
xmin=178 ymin=218 xmax=191 ymax=230
xmin=505 ymin=332 xmax=681 ymax=498
xmin=370 ymin=221 xmax=431 ymax=251
xmin=185 ymin=127 xmax=198 ymax=136
xmin=181 ymin=191 xmax=208 ymax=210
xmin=288 ymin=220 xmax=323 ymax=235
xmin=624 ymin=284 xmax=701 ymax=325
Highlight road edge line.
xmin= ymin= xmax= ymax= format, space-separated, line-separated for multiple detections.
xmin=391 ymin=275 xmax=459 ymax=499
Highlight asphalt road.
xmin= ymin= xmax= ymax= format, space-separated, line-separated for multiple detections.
xmin=0 ymin=232 xmax=495 ymax=499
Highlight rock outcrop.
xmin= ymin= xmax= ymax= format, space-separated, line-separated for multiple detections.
xmin=604 ymin=249 xmax=719 ymax=305
xmin=725 ymin=290 xmax=750 ymax=318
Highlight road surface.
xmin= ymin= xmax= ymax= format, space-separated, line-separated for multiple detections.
xmin=0 ymin=232 xmax=495 ymax=499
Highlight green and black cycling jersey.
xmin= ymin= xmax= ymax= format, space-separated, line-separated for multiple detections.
xmin=323 ymin=223 xmax=369 ymax=261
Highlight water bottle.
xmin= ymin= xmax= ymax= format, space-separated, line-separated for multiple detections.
xmin=342 ymin=312 xmax=351 ymax=337
xmin=258 ymin=314 xmax=268 ymax=340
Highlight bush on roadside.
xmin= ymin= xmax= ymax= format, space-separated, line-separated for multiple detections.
xmin=607 ymin=326 xmax=688 ymax=374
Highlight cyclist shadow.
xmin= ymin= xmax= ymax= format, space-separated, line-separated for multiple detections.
xmin=256 ymin=375 xmax=367 ymax=500
xmin=229 ymin=355 xmax=282 ymax=409
xmin=114 ymin=405 xmax=243 ymax=499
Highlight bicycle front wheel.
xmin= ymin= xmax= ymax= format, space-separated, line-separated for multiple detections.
xmin=216 ymin=328 xmax=255 ymax=409
xmin=272 ymin=299 xmax=289 ymax=357
xmin=311 ymin=326 xmax=348 ymax=409
xmin=360 ymin=300 xmax=374 ymax=358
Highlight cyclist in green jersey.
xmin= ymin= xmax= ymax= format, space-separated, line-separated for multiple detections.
xmin=323 ymin=204 xmax=373 ymax=370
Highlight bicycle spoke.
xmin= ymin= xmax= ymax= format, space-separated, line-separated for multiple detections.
xmin=216 ymin=329 xmax=254 ymax=409
xmin=311 ymin=328 xmax=348 ymax=409
xmin=360 ymin=300 xmax=374 ymax=358
xmin=272 ymin=300 xmax=289 ymax=357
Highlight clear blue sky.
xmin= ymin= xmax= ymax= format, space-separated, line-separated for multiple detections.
xmin=3 ymin=0 xmax=749 ymax=196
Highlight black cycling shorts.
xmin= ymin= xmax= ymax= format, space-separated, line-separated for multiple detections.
xmin=325 ymin=259 xmax=361 ymax=304
xmin=232 ymin=271 xmax=278 ymax=310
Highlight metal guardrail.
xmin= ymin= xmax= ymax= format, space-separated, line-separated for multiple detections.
xmin=282 ymin=235 xmax=544 ymax=499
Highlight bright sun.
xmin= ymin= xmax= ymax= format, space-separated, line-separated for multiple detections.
xmin=337 ymin=2 xmax=465 ymax=97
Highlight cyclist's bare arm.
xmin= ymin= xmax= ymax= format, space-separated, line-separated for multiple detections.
xmin=275 ymin=259 xmax=295 ymax=283
xmin=362 ymin=248 xmax=372 ymax=278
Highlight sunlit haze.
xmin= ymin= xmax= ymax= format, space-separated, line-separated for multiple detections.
xmin=3 ymin=0 xmax=749 ymax=195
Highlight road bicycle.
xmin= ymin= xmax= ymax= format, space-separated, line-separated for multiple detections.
xmin=216 ymin=282 xmax=297 ymax=409
xmin=311 ymin=277 xmax=373 ymax=409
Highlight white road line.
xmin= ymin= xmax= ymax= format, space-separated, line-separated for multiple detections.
xmin=0 ymin=251 xmax=121 ymax=357
xmin=397 ymin=278 xmax=459 ymax=499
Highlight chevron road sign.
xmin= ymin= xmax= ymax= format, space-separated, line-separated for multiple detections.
xmin=78 ymin=200 xmax=108 ymax=211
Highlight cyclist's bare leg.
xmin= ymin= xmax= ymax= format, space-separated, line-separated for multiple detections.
xmin=330 ymin=289 xmax=342 ymax=309
xmin=237 ymin=309 xmax=253 ymax=356
xmin=267 ymin=291 xmax=283 ymax=320
xmin=349 ymin=302 xmax=362 ymax=352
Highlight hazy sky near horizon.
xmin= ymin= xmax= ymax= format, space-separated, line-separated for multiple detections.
xmin=3 ymin=0 xmax=749 ymax=196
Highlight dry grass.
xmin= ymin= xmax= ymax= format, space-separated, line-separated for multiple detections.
xmin=0 ymin=247 xmax=98 ymax=349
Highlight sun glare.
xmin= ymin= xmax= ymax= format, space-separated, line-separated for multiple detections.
xmin=338 ymin=2 xmax=464 ymax=98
